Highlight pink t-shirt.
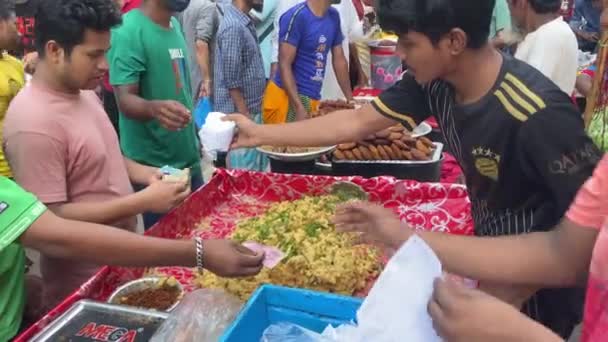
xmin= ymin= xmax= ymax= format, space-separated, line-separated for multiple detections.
xmin=566 ymin=154 xmax=608 ymax=342
xmin=3 ymin=81 xmax=135 ymax=309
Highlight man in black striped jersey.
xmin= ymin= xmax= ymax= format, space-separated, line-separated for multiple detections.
xmin=225 ymin=0 xmax=601 ymax=337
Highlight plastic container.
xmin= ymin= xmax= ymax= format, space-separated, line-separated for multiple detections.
xmin=220 ymin=285 xmax=362 ymax=341
xmin=198 ymin=112 xmax=235 ymax=154
xmin=368 ymin=40 xmax=402 ymax=90
xmin=332 ymin=143 xmax=444 ymax=182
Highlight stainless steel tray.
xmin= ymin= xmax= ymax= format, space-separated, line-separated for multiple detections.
xmin=31 ymin=300 xmax=169 ymax=342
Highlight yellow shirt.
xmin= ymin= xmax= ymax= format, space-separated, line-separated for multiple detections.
xmin=0 ymin=53 xmax=25 ymax=178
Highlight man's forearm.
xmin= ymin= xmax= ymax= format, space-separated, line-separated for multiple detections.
xmin=257 ymin=104 xmax=394 ymax=147
xmin=115 ymin=89 xmax=155 ymax=121
xmin=49 ymin=192 xmax=148 ymax=225
xmin=21 ymin=211 xmax=195 ymax=267
xmin=195 ymin=40 xmax=212 ymax=85
xmin=124 ymin=157 xmax=158 ymax=185
xmin=279 ymin=61 xmax=305 ymax=112
xmin=334 ymin=57 xmax=354 ymax=100
xmin=406 ymin=223 xmax=595 ymax=287
xmin=229 ymin=88 xmax=249 ymax=116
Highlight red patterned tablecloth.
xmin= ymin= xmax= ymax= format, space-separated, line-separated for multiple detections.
xmin=16 ymin=169 xmax=472 ymax=341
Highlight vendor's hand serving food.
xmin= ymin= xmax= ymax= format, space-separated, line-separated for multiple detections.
xmin=333 ymin=201 xmax=412 ymax=251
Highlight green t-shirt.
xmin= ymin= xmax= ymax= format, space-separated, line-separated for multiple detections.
xmin=490 ymin=0 xmax=511 ymax=39
xmin=108 ymin=10 xmax=201 ymax=176
xmin=0 ymin=177 xmax=46 ymax=341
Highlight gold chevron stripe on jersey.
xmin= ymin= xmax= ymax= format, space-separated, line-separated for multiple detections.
xmin=372 ymin=98 xmax=417 ymax=130
xmin=505 ymin=73 xmax=546 ymax=110
xmin=494 ymin=89 xmax=529 ymax=122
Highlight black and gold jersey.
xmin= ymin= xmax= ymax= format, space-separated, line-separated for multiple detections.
xmin=373 ymin=53 xmax=600 ymax=237
xmin=372 ymin=53 xmax=601 ymax=337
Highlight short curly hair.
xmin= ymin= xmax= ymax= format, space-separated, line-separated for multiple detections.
xmin=35 ymin=0 xmax=122 ymax=57
xmin=376 ymin=0 xmax=495 ymax=49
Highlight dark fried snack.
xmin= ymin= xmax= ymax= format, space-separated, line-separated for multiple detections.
xmin=393 ymin=140 xmax=409 ymax=150
xmin=344 ymin=150 xmax=356 ymax=160
xmin=411 ymin=148 xmax=428 ymax=160
xmin=374 ymin=139 xmax=391 ymax=145
xmin=388 ymin=132 xmax=403 ymax=141
xmin=369 ymin=145 xmax=381 ymax=160
xmin=338 ymin=142 xmax=357 ymax=150
xmin=377 ymin=145 xmax=390 ymax=160
xmin=390 ymin=144 xmax=402 ymax=158
xmin=419 ymin=136 xmax=433 ymax=148
xmin=352 ymin=147 xmax=363 ymax=160
xmin=358 ymin=145 xmax=373 ymax=159
xmin=334 ymin=150 xmax=346 ymax=160
xmin=416 ymin=140 xmax=432 ymax=155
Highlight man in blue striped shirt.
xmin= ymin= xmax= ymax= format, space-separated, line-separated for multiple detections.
xmin=213 ymin=0 xmax=268 ymax=171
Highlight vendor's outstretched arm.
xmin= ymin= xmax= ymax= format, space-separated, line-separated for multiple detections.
xmin=335 ymin=202 xmax=597 ymax=288
xmin=228 ymin=103 xmax=395 ymax=148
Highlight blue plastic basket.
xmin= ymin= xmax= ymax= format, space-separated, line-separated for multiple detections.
xmin=220 ymin=285 xmax=362 ymax=341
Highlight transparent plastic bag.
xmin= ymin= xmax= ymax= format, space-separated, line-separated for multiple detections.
xmin=261 ymin=323 xmax=326 ymax=342
xmin=150 ymin=289 xmax=242 ymax=342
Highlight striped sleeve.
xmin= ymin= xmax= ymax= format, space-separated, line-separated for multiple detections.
xmin=371 ymin=72 xmax=432 ymax=130
xmin=0 ymin=177 xmax=47 ymax=250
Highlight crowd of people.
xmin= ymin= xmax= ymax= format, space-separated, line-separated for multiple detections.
xmin=2 ymin=0 xmax=608 ymax=341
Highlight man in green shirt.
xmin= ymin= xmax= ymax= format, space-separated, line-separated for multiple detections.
xmin=108 ymin=0 xmax=202 ymax=228
xmin=490 ymin=0 xmax=512 ymax=47
xmin=0 ymin=175 xmax=264 ymax=341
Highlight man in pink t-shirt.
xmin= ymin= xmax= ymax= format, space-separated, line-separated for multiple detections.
xmin=3 ymin=0 xmax=190 ymax=310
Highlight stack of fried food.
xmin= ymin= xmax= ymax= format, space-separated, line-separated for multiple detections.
xmin=312 ymin=100 xmax=356 ymax=117
xmin=333 ymin=124 xmax=435 ymax=161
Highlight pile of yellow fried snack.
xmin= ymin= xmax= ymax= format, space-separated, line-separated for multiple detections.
xmin=195 ymin=195 xmax=381 ymax=300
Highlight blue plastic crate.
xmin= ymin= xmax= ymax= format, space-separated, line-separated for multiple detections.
xmin=220 ymin=285 xmax=363 ymax=341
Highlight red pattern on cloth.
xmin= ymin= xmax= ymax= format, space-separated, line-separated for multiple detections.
xmin=16 ymin=169 xmax=473 ymax=341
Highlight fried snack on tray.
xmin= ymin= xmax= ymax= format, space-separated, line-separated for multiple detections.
xmin=333 ymin=124 xmax=435 ymax=161
xmin=312 ymin=99 xmax=356 ymax=117
xmin=195 ymin=195 xmax=380 ymax=300
xmin=259 ymin=146 xmax=324 ymax=154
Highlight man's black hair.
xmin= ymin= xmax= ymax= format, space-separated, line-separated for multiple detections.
xmin=376 ymin=0 xmax=496 ymax=49
xmin=35 ymin=0 xmax=122 ymax=57
xmin=528 ymin=0 xmax=561 ymax=14
xmin=0 ymin=0 xmax=15 ymax=20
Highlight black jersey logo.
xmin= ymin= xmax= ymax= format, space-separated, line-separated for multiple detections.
xmin=472 ymin=147 xmax=501 ymax=181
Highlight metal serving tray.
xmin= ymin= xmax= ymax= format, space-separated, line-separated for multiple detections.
xmin=30 ymin=300 xmax=168 ymax=342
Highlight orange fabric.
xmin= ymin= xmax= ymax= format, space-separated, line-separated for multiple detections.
xmin=262 ymin=81 xmax=319 ymax=124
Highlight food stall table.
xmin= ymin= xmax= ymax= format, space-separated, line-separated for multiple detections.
xmin=16 ymin=169 xmax=473 ymax=341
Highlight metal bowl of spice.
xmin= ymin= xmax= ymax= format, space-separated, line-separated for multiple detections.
xmin=107 ymin=276 xmax=184 ymax=312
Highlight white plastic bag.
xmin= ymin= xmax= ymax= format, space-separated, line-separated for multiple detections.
xmin=261 ymin=236 xmax=443 ymax=342
xmin=150 ymin=289 xmax=242 ymax=342
xmin=198 ymin=112 xmax=235 ymax=159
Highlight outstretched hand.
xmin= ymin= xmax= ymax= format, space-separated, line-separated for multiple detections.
xmin=222 ymin=114 xmax=263 ymax=149
xmin=333 ymin=201 xmax=413 ymax=250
